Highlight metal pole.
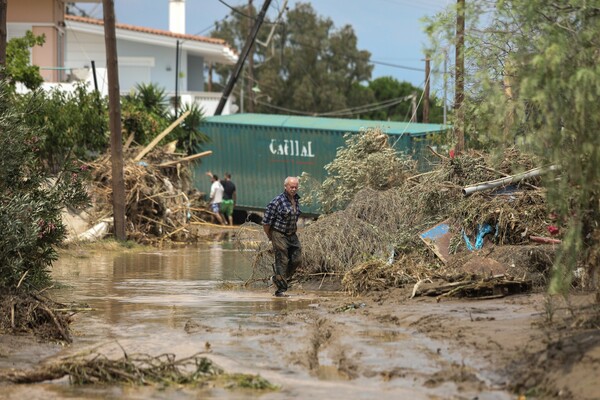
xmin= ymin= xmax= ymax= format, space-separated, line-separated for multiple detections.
xmin=91 ymin=60 xmax=99 ymax=93
xmin=215 ymin=0 xmax=272 ymax=115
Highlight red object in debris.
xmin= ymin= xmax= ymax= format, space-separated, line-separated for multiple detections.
xmin=449 ymin=149 xmax=455 ymax=159
xmin=547 ymin=225 xmax=560 ymax=235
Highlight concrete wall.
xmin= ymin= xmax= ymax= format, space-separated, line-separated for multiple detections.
xmin=7 ymin=0 xmax=66 ymax=81
xmin=64 ymin=30 xmax=207 ymax=93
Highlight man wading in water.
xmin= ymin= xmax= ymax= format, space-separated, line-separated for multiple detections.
xmin=262 ymin=177 xmax=302 ymax=297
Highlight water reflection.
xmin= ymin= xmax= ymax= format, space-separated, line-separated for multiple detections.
xmin=51 ymin=242 xmax=314 ymax=342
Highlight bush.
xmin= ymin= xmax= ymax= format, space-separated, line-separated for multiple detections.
xmin=17 ymin=84 xmax=109 ymax=173
xmin=0 ymin=82 xmax=90 ymax=292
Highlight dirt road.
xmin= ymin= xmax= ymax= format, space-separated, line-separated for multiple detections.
xmin=0 ymin=246 xmax=598 ymax=399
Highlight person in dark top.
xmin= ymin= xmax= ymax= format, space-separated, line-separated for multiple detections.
xmin=262 ymin=176 xmax=302 ymax=297
xmin=220 ymin=173 xmax=236 ymax=225
xmin=206 ymin=171 xmax=236 ymax=225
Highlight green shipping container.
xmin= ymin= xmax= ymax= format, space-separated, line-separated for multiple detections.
xmin=194 ymin=113 xmax=447 ymax=215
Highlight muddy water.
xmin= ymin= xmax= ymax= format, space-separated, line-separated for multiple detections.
xmin=2 ymin=241 xmax=516 ymax=400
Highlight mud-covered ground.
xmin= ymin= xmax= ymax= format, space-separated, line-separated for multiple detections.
xmin=1 ymin=280 xmax=598 ymax=399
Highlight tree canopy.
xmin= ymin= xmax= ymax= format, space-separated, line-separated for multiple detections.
xmin=210 ymin=2 xmax=374 ymax=116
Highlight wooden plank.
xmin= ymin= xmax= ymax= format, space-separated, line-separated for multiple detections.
xmin=157 ymin=150 xmax=213 ymax=167
xmin=133 ymin=110 xmax=190 ymax=161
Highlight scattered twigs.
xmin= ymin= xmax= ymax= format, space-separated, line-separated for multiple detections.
xmin=408 ymin=275 xmax=532 ymax=301
xmin=427 ymin=145 xmax=449 ymax=161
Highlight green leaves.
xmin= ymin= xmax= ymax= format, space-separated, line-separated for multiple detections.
xmin=426 ymin=0 xmax=600 ymax=290
xmin=210 ymin=2 xmax=374 ymax=116
xmin=0 ymin=83 xmax=90 ymax=292
xmin=4 ymin=30 xmax=45 ymax=90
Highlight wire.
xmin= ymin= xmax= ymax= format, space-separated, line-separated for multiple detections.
xmin=391 ymin=71 xmax=432 ymax=147
xmin=217 ymin=0 xmax=254 ymax=19
xmin=371 ymin=59 xmax=426 ymax=72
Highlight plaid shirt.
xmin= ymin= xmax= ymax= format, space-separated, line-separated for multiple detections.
xmin=262 ymin=192 xmax=301 ymax=235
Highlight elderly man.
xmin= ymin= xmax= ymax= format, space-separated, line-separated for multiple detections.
xmin=262 ymin=176 xmax=302 ymax=297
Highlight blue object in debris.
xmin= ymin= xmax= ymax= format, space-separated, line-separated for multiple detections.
xmin=463 ymin=223 xmax=495 ymax=251
xmin=137 ymin=161 xmax=149 ymax=167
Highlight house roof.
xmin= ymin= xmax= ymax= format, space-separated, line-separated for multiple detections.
xmin=65 ymin=15 xmax=238 ymax=64
xmin=204 ymin=113 xmax=449 ymax=137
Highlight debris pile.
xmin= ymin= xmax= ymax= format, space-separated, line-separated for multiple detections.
xmin=87 ymin=145 xmax=216 ymax=245
xmin=242 ymin=144 xmax=561 ymax=299
xmin=0 ymin=351 xmax=275 ymax=390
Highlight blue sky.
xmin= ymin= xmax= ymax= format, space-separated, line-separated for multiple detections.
xmin=74 ymin=0 xmax=451 ymax=90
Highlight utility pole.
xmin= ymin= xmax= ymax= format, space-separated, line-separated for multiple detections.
xmin=454 ymin=0 xmax=465 ymax=152
xmin=246 ymin=0 xmax=255 ymax=112
xmin=423 ymin=55 xmax=430 ymax=123
xmin=443 ymin=48 xmax=448 ymax=125
xmin=215 ymin=0 xmax=272 ymax=115
xmin=410 ymin=92 xmax=417 ymax=123
xmin=103 ymin=0 xmax=126 ymax=241
xmin=175 ymin=40 xmax=180 ymax=117
xmin=0 ymin=0 xmax=7 ymax=79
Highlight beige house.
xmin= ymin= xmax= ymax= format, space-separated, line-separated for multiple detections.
xmin=6 ymin=0 xmax=239 ymax=115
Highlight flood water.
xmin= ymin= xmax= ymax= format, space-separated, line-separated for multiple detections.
xmin=2 ymin=239 xmax=516 ymax=400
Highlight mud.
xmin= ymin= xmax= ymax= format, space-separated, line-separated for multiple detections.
xmin=0 ymin=243 xmax=598 ymax=399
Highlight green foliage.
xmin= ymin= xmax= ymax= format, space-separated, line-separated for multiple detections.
xmin=0 ymin=82 xmax=90 ymax=292
xmin=172 ymin=102 xmax=209 ymax=155
xmin=134 ymin=82 xmax=169 ymax=117
xmin=211 ymin=2 xmax=373 ymax=116
xmin=121 ymin=83 xmax=170 ymax=146
xmin=425 ymin=0 xmax=600 ymax=291
xmin=301 ymin=128 xmax=413 ymax=213
xmin=4 ymin=31 xmax=45 ymax=90
xmin=121 ymin=83 xmax=208 ymax=153
xmin=17 ymin=84 xmax=109 ymax=172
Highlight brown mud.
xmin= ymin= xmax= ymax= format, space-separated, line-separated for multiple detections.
xmin=0 ymin=243 xmax=598 ymax=399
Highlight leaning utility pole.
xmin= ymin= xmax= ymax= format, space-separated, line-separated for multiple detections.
xmin=423 ymin=55 xmax=431 ymax=123
xmin=246 ymin=0 xmax=255 ymax=112
xmin=0 ymin=0 xmax=7 ymax=78
xmin=454 ymin=0 xmax=465 ymax=152
xmin=215 ymin=0 xmax=272 ymax=115
xmin=103 ymin=0 xmax=126 ymax=240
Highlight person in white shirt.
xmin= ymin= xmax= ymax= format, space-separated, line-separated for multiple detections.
xmin=209 ymin=174 xmax=225 ymax=225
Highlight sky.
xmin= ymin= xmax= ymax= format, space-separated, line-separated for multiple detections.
xmin=73 ymin=0 xmax=452 ymax=91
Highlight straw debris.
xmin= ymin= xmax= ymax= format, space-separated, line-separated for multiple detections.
xmin=0 ymin=351 xmax=276 ymax=390
xmin=87 ymin=147 xmax=215 ymax=245
xmin=241 ymin=136 xmax=557 ymax=298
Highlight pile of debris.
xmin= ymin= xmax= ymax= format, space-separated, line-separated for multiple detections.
xmin=85 ymin=135 xmax=217 ymax=245
xmin=241 ymin=145 xmax=561 ymax=299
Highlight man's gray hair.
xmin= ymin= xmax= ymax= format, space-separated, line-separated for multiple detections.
xmin=284 ymin=176 xmax=299 ymax=186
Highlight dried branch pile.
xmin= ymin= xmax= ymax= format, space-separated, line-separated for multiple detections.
xmin=0 ymin=292 xmax=73 ymax=342
xmin=0 ymin=351 xmax=275 ymax=390
xmin=241 ymin=145 xmax=557 ymax=296
xmin=88 ymin=147 xmax=214 ymax=245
